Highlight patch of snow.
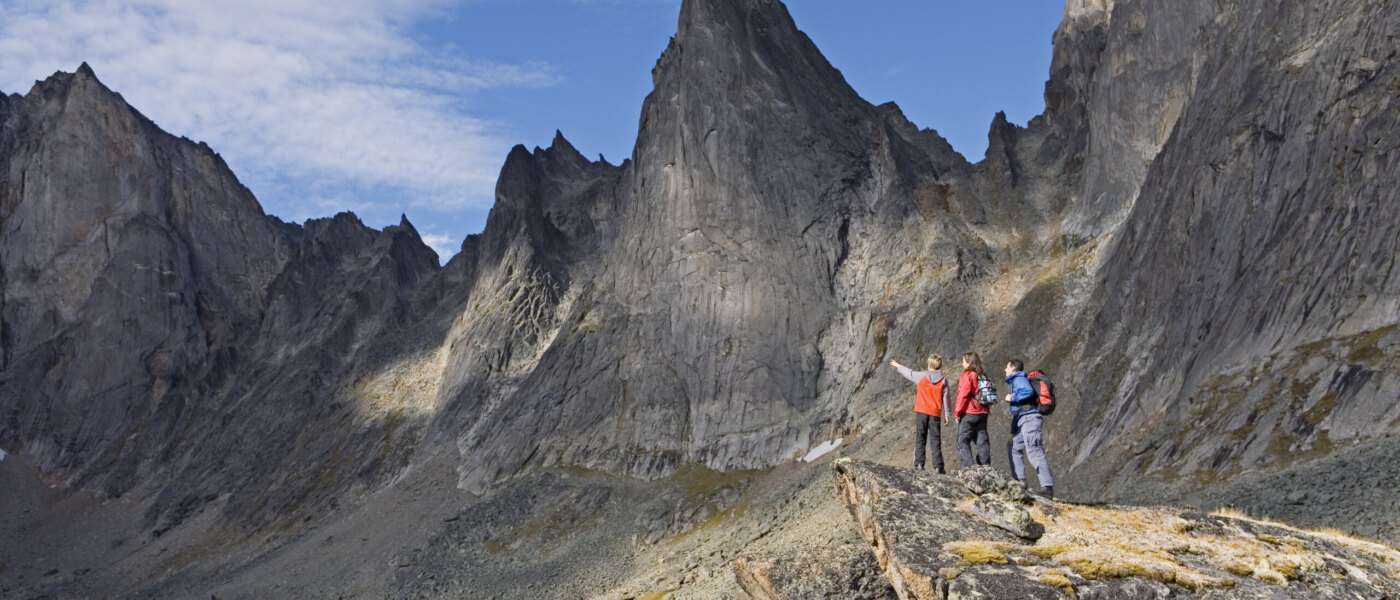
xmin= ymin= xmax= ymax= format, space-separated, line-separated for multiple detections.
xmin=800 ymin=438 xmax=843 ymax=463
xmin=0 ymin=449 xmax=5 ymax=462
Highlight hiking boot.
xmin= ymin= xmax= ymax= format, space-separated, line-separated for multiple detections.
xmin=1038 ymin=486 xmax=1055 ymax=499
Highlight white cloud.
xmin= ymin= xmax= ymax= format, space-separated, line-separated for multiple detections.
xmin=418 ymin=232 xmax=459 ymax=263
xmin=0 ymin=0 xmax=557 ymax=218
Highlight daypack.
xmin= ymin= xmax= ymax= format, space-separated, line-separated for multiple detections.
xmin=1026 ymin=370 xmax=1057 ymax=416
xmin=975 ymin=374 xmax=998 ymax=407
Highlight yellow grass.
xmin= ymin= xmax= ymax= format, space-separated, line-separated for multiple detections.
xmin=943 ymin=540 xmax=1010 ymax=566
xmin=1210 ymin=507 xmax=1298 ymax=530
xmin=1210 ymin=507 xmax=1255 ymax=520
xmin=1021 ymin=504 xmax=1332 ymax=588
xmin=1037 ymin=569 xmax=1076 ymax=593
xmin=1212 ymin=510 xmax=1400 ymax=579
xmin=1311 ymin=527 xmax=1400 ymax=578
xmin=1256 ymin=534 xmax=1307 ymax=549
xmin=940 ymin=503 xmax=1400 ymax=589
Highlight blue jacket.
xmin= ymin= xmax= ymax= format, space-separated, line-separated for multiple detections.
xmin=1006 ymin=371 xmax=1037 ymax=415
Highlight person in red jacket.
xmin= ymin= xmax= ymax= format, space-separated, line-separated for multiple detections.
xmin=953 ymin=351 xmax=991 ymax=467
xmin=889 ymin=354 xmax=952 ymax=473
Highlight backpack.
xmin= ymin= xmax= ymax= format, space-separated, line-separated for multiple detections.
xmin=1026 ymin=371 xmax=1056 ymax=416
xmin=975 ymin=375 xmax=998 ymax=407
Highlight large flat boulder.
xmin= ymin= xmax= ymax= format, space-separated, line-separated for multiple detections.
xmin=832 ymin=459 xmax=1400 ymax=599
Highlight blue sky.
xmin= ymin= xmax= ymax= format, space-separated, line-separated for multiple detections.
xmin=0 ymin=1 xmax=1064 ymax=260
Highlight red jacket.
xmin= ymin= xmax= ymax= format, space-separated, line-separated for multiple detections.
xmin=955 ymin=370 xmax=988 ymax=418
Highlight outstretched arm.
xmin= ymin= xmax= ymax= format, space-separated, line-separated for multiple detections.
xmin=889 ymin=360 xmax=918 ymax=383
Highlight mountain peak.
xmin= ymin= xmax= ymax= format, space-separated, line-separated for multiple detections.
xmin=666 ymin=0 xmax=859 ymax=105
xmin=546 ymin=129 xmax=587 ymax=164
xmin=635 ymin=0 xmax=873 ymax=200
xmin=23 ymin=64 xmax=102 ymax=99
xmin=676 ymin=0 xmax=778 ymax=35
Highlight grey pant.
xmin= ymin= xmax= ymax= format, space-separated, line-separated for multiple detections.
xmin=914 ymin=412 xmax=944 ymax=472
xmin=1008 ymin=413 xmax=1054 ymax=487
xmin=956 ymin=413 xmax=991 ymax=467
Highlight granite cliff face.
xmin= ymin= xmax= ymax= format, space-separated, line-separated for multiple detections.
xmin=1 ymin=0 xmax=1399 ymax=597
xmin=1053 ymin=0 xmax=1400 ymax=529
xmin=0 ymin=63 xmax=293 ymax=494
xmin=0 ymin=64 xmax=446 ymax=532
xmin=449 ymin=0 xmax=982 ymax=493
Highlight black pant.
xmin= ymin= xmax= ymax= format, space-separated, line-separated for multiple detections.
xmin=914 ymin=412 xmax=944 ymax=472
xmin=957 ymin=413 xmax=991 ymax=467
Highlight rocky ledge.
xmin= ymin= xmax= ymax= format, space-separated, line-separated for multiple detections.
xmin=736 ymin=459 xmax=1400 ymax=599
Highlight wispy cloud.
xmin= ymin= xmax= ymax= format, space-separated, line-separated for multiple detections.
xmin=418 ymin=232 xmax=459 ymax=262
xmin=0 ymin=0 xmax=558 ymax=222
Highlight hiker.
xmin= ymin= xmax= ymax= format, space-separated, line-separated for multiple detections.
xmin=1005 ymin=359 xmax=1054 ymax=498
xmin=889 ymin=355 xmax=953 ymax=474
xmin=953 ymin=352 xmax=992 ymax=467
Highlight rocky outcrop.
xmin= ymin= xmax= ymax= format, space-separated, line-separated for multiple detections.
xmin=734 ymin=546 xmax=895 ymax=600
xmin=830 ymin=458 xmax=1400 ymax=600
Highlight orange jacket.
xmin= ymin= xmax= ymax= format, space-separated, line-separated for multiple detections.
xmin=895 ymin=364 xmax=952 ymax=417
xmin=915 ymin=376 xmax=947 ymax=416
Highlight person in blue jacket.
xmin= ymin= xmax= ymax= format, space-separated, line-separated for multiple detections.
xmin=1004 ymin=359 xmax=1054 ymax=498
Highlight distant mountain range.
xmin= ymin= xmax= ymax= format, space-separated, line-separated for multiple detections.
xmin=2 ymin=0 xmax=1397 ymax=597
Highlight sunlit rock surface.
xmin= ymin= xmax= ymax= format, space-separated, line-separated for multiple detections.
xmin=825 ymin=459 xmax=1400 ymax=600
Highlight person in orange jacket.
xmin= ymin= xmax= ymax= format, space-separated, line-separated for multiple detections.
xmin=953 ymin=352 xmax=991 ymax=467
xmin=889 ymin=354 xmax=953 ymax=473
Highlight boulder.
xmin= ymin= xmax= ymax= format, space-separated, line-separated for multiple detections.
xmin=831 ymin=458 xmax=1400 ymax=600
xmin=733 ymin=545 xmax=896 ymax=600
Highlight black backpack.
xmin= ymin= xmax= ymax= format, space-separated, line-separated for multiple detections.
xmin=975 ymin=374 xmax=998 ymax=407
xmin=1025 ymin=371 xmax=1056 ymax=416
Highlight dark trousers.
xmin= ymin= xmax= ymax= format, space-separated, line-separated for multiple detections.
xmin=913 ymin=412 xmax=944 ymax=472
xmin=956 ymin=413 xmax=991 ymax=467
